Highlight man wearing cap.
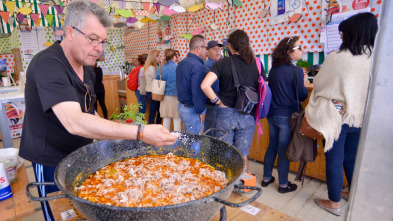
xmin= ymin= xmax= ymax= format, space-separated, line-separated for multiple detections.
xmin=203 ymin=40 xmax=223 ymax=135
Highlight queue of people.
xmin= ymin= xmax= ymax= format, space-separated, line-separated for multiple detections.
xmin=17 ymin=0 xmax=378 ymax=218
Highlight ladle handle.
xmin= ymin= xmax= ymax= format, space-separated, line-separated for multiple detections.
xmin=213 ymin=185 xmax=262 ymax=207
xmin=26 ymin=182 xmax=68 ymax=201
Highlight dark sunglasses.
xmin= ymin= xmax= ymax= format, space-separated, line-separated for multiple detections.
xmin=293 ymin=45 xmax=302 ymax=50
xmin=84 ymin=83 xmax=94 ymax=112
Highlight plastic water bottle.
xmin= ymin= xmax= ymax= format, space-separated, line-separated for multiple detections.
xmin=0 ymin=163 xmax=13 ymax=201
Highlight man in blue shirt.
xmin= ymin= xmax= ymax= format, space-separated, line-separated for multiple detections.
xmin=204 ymin=40 xmax=222 ymax=136
xmin=176 ymin=35 xmax=208 ymax=134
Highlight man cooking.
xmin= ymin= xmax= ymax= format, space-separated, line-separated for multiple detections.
xmin=19 ymin=0 xmax=178 ymax=220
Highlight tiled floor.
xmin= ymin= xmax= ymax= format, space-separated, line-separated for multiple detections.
xmin=2 ymin=138 xmax=346 ymax=221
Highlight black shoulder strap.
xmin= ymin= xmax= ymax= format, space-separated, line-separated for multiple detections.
xmin=230 ymin=57 xmax=240 ymax=88
xmin=293 ymin=66 xmax=300 ymax=113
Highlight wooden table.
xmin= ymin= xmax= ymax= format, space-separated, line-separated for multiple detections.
xmin=48 ymin=191 xmax=299 ymax=221
xmin=0 ymin=165 xmax=36 ymax=221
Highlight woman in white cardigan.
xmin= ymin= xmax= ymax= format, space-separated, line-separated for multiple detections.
xmin=145 ymin=50 xmax=162 ymax=124
xmin=307 ymin=13 xmax=378 ymax=216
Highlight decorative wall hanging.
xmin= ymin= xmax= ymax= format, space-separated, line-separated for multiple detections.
xmin=158 ymin=0 xmax=179 ymax=6
xmin=187 ymin=3 xmax=203 ymax=12
xmin=170 ymin=4 xmax=186 ymax=13
xmin=204 ymin=1 xmax=223 ymax=11
xmin=258 ymin=0 xmax=269 ymax=18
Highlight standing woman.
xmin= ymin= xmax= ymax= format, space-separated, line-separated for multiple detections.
xmin=145 ymin=50 xmax=162 ymax=124
xmin=307 ymin=13 xmax=378 ymax=216
xmin=262 ymin=36 xmax=308 ymax=194
xmin=201 ymin=30 xmax=266 ymax=172
xmin=134 ymin=54 xmax=148 ymax=114
xmin=156 ymin=49 xmax=181 ymax=131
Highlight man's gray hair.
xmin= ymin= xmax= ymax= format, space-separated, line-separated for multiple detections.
xmin=64 ymin=0 xmax=112 ymax=30
xmin=189 ymin=35 xmax=206 ymax=50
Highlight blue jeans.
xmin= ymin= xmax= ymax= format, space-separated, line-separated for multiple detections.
xmin=135 ymin=89 xmax=147 ymax=114
xmin=325 ymin=124 xmax=360 ymax=202
xmin=216 ymin=107 xmax=255 ymax=157
xmin=204 ymin=103 xmax=218 ymax=136
xmin=32 ymin=163 xmax=60 ymax=221
xmin=263 ymin=116 xmax=291 ymax=186
xmin=178 ymin=103 xmax=203 ymax=134
xmin=146 ymin=92 xmax=161 ymax=124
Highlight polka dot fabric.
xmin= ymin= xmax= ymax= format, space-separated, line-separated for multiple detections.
xmin=0 ymin=54 xmax=15 ymax=77
xmin=124 ymin=0 xmax=383 ymax=60
xmin=100 ymin=29 xmax=125 ymax=72
xmin=0 ymin=38 xmax=11 ymax=54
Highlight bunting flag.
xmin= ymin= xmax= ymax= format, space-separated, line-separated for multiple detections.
xmin=46 ymin=14 xmax=54 ymax=26
xmin=129 ymin=2 xmax=139 ymax=10
xmin=38 ymin=4 xmax=50 ymax=17
xmin=16 ymin=12 xmax=25 ymax=23
xmin=155 ymin=3 xmax=161 ymax=14
xmin=117 ymin=0 xmax=126 ymax=9
xmin=0 ymin=11 xmax=10 ymax=23
xmin=58 ymin=0 xmax=64 ymax=8
xmin=150 ymin=5 xmax=156 ymax=14
xmin=7 ymin=16 xmax=15 ymax=25
xmin=59 ymin=19 xmax=64 ymax=26
xmin=30 ymin=13 xmax=40 ymax=24
xmin=89 ymin=0 xmax=99 ymax=4
xmin=142 ymin=3 xmax=150 ymax=12
xmin=36 ymin=18 xmax=41 ymax=25
xmin=5 ymin=1 xmax=16 ymax=15
xmin=103 ymin=0 xmax=113 ymax=7
xmin=135 ymin=10 xmax=148 ymax=16
xmin=54 ymin=5 xmax=64 ymax=15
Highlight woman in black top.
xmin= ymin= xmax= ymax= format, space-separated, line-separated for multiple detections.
xmin=201 ymin=30 xmax=266 ymax=172
xmin=261 ymin=36 xmax=308 ymax=194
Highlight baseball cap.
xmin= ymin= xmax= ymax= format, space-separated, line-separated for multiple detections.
xmin=207 ymin=40 xmax=223 ymax=50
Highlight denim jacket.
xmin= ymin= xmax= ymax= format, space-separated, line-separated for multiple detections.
xmin=156 ymin=60 xmax=177 ymax=96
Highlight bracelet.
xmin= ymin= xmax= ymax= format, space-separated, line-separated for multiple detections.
xmin=136 ymin=124 xmax=141 ymax=142
xmin=210 ymin=95 xmax=219 ymax=104
xmin=139 ymin=124 xmax=144 ymax=143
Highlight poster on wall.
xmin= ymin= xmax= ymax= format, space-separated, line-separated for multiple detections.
xmin=5 ymin=101 xmax=25 ymax=138
xmin=156 ymin=21 xmax=172 ymax=50
xmin=320 ymin=0 xmax=375 ymax=43
xmin=270 ymin=0 xmax=304 ymax=25
xmin=324 ymin=7 xmax=370 ymax=56
xmin=0 ymin=54 xmax=15 ymax=82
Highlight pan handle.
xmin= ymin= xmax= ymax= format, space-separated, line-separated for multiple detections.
xmin=213 ymin=185 xmax=262 ymax=207
xmin=203 ymin=128 xmax=228 ymax=139
xmin=26 ymin=182 xmax=68 ymax=201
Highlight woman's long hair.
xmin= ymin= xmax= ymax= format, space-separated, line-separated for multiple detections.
xmin=144 ymin=50 xmax=160 ymax=70
xmin=228 ymin=30 xmax=254 ymax=64
xmin=163 ymin=49 xmax=177 ymax=65
xmin=339 ymin=12 xmax=378 ymax=56
xmin=271 ymin=36 xmax=299 ymax=67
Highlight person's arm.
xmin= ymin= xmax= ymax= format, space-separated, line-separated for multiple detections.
xmin=191 ymin=66 xmax=207 ymax=115
xmin=296 ymin=66 xmax=308 ymax=101
xmin=52 ymin=101 xmax=178 ymax=146
xmin=201 ymin=72 xmax=226 ymax=108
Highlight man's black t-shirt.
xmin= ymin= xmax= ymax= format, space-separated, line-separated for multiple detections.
xmin=19 ymin=41 xmax=97 ymax=167
xmin=209 ymin=55 xmax=266 ymax=108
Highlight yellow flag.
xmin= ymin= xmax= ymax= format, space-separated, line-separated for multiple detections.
xmin=5 ymin=1 xmax=17 ymax=16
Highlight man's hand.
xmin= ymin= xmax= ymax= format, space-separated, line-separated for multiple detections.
xmin=142 ymin=124 xmax=179 ymax=147
xmin=199 ymin=113 xmax=206 ymax=123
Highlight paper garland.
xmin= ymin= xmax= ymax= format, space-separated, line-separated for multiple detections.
xmin=0 ymin=11 xmax=10 ymax=23
xmin=38 ymin=4 xmax=50 ymax=17
xmin=5 ymin=1 xmax=16 ymax=15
